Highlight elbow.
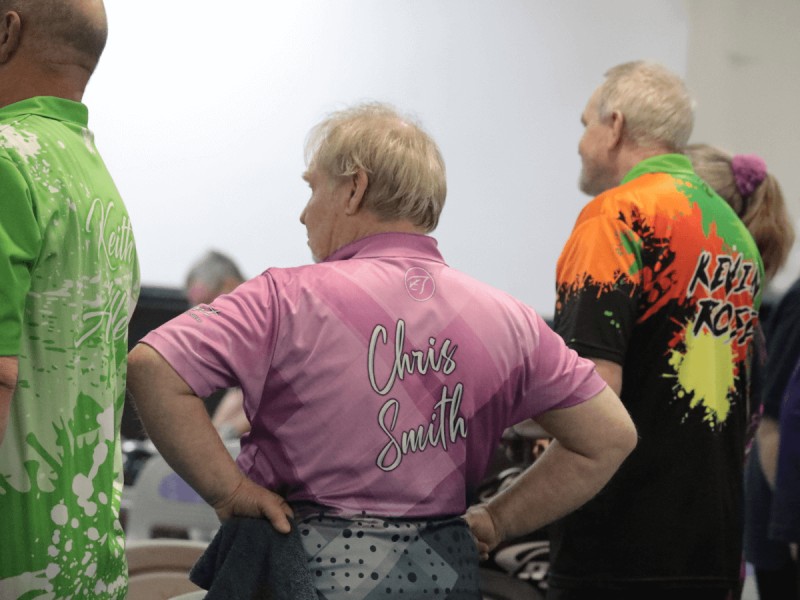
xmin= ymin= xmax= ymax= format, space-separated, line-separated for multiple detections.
xmin=0 ymin=379 xmax=16 ymax=397
xmin=0 ymin=358 xmax=19 ymax=397
xmin=126 ymin=344 xmax=155 ymax=410
xmin=614 ymin=417 xmax=638 ymax=464
xmin=622 ymin=420 xmax=638 ymax=456
xmin=126 ymin=344 xmax=151 ymax=390
xmin=0 ymin=370 xmax=18 ymax=447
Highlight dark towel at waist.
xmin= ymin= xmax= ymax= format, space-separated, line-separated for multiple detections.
xmin=189 ymin=516 xmax=318 ymax=600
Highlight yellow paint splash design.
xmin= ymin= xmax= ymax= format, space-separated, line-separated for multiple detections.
xmin=668 ymin=327 xmax=735 ymax=426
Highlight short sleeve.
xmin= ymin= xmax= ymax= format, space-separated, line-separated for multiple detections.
xmin=140 ymin=273 xmax=280 ymax=412
xmin=504 ymin=307 xmax=606 ymax=427
xmin=0 ymin=155 xmax=41 ymax=356
xmin=520 ymin=311 xmax=608 ymax=421
xmin=554 ymin=202 xmax=642 ymax=364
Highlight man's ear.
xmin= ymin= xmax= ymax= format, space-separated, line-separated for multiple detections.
xmin=0 ymin=11 xmax=21 ymax=64
xmin=607 ymin=110 xmax=625 ymax=149
xmin=344 ymin=170 xmax=368 ymax=215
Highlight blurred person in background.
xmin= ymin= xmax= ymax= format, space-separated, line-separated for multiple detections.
xmin=185 ymin=250 xmax=249 ymax=438
xmin=687 ymin=144 xmax=797 ymax=600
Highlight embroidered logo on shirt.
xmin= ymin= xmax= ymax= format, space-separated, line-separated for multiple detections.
xmin=404 ymin=267 xmax=435 ymax=301
xmin=188 ymin=305 xmax=221 ymax=322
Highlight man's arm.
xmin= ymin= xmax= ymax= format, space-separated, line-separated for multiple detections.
xmin=0 ymin=355 xmax=18 ymax=445
xmin=756 ymin=416 xmax=780 ymax=488
xmin=590 ymin=357 xmax=622 ymax=395
xmin=126 ymin=343 xmax=292 ymax=532
xmin=466 ymin=385 xmax=636 ymax=555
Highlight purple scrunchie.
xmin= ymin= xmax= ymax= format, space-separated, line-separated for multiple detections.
xmin=731 ymin=154 xmax=767 ymax=198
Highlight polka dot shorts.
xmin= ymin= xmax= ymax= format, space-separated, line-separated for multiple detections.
xmin=298 ymin=514 xmax=480 ymax=599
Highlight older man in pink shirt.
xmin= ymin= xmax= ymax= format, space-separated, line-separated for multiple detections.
xmin=127 ymin=102 xmax=636 ymax=599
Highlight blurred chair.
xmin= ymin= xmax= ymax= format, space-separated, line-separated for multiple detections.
xmin=124 ymin=441 xmax=240 ymax=541
xmin=124 ymin=452 xmax=220 ymax=541
xmin=126 ymin=539 xmax=207 ymax=600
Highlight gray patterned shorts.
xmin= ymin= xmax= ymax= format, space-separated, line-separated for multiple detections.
xmin=298 ymin=514 xmax=481 ymax=599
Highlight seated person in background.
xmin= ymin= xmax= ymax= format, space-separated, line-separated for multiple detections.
xmin=185 ymin=250 xmax=249 ymax=438
xmin=127 ymin=102 xmax=637 ymax=598
xmin=686 ymin=144 xmax=796 ymax=599
xmin=185 ymin=250 xmax=246 ymax=307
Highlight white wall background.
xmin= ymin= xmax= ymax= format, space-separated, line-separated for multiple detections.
xmin=84 ymin=1 xmax=691 ymax=317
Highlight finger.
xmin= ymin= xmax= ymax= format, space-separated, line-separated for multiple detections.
xmin=464 ymin=505 xmax=486 ymax=527
xmin=266 ymin=511 xmax=291 ymax=534
xmin=262 ymin=501 xmax=292 ymax=534
xmin=281 ymin=500 xmax=295 ymax=520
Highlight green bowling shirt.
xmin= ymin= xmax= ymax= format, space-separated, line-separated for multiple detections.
xmin=0 ymin=96 xmax=139 ymax=599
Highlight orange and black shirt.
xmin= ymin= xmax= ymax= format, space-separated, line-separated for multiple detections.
xmin=550 ymin=154 xmax=763 ymax=588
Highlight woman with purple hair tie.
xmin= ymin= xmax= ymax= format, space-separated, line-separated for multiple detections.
xmin=686 ymin=144 xmax=794 ymax=281
xmin=687 ymin=143 xmax=798 ymax=600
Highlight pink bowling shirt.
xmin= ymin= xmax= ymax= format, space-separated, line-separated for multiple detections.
xmin=142 ymin=233 xmax=605 ymax=518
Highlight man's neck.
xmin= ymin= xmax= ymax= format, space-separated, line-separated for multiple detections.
xmin=327 ymin=215 xmax=427 ymax=261
xmin=356 ymin=219 xmax=425 ymax=238
xmin=615 ymin=143 xmax=674 ymax=184
xmin=0 ymin=63 xmax=89 ymax=108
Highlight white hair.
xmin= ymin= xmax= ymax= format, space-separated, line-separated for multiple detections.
xmin=305 ymin=102 xmax=447 ymax=232
xmin=598 ymin=61 xmax=695 ymax=151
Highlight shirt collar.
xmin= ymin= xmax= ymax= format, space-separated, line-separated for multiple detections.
xmin=324 ymin=232 xmax=446 ymax=264
xmin=0 ymin=96 xmax=89 ymax=127
xmin=620 ymin=153 xmax=697 ymax=185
